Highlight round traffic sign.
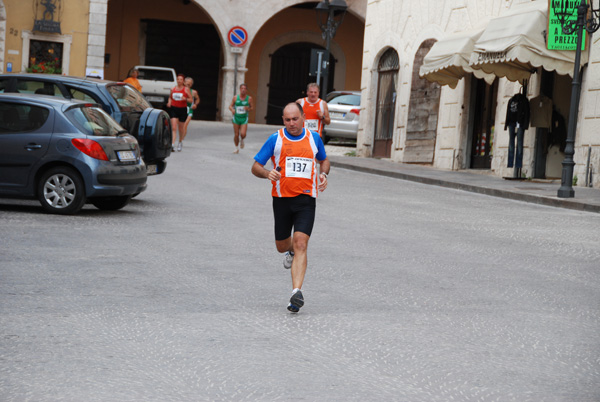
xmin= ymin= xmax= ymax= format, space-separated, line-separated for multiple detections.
xmin=228 ymin=26 xmax=248 ymax=47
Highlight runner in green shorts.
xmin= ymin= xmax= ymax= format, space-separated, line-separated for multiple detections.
xmin=228 ymin=83 xmax=254 ymax=154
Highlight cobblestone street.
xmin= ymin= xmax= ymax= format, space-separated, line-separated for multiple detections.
xmin=1 ymin=121 xmax=599 ymax=401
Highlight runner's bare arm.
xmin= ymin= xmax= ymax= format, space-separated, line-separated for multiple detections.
xmin=166 ymin=89 xmax=173 ymax=108
xmin=321 ymin=102 xmax=331 ymax=125
xmin=252 ymin=161 xmax=281 ymax=181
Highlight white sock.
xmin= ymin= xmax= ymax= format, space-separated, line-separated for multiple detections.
xmin=292 ymin=288 xmax=301 ymax=295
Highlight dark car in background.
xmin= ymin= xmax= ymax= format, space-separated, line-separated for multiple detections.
xmin=323 ymin=91 xmax=361 ymax=144
xmin=0 ymin=73 xmax=171 ymax=175
xmin=0 ymin=94 xmax=147 ymax=214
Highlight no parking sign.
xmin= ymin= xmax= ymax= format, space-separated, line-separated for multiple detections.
xmin=228 ymin=26 xmax=248 ymax=47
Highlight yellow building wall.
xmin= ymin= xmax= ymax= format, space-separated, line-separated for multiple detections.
xmin=105 ymin=0 xmax=213 ymax=81
xmin=3 ymin=0 xmax=89 ymax=76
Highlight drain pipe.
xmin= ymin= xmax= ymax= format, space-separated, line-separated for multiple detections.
xmin=585 ymin=146 xmax=592 ymax=187
xmin=452 ymin=149 xmax=456 ymax=171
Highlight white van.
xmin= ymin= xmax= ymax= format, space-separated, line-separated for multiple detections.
xmin=134 ymin=66 xmax=177 ymax=109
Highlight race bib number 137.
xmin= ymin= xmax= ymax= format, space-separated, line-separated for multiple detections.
xmin=285 ymin=157 xmax=313 ymax=179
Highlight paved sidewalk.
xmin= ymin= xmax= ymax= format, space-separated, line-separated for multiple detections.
xmin=328 ymin=154 xmax=600 ymax=213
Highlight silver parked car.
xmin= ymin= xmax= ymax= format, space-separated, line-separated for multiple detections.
xmin=323 ymin=91 xmax=361 ymax=144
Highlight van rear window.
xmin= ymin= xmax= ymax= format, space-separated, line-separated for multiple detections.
xmin=137 ymin=69 xmax=174 ymax=82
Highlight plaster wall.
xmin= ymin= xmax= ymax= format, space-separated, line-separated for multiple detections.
xmin=2 ymin=0 xmax=90 ymax=76
xmin=359 ymin=0 xmax=599 ymax=188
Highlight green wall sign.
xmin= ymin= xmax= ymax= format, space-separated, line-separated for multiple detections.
xmin=548 ymin=0 xmax=586 ymax=50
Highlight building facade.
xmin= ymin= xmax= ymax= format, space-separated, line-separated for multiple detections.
xmin=1 ymin=0 xmax=366 ymax=124
xmin=358 ymin=0 xmax=599 ymax=189
xmin=1 ymin=0 xmax=106 ymax=78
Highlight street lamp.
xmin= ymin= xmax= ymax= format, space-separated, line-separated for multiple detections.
xmin=315 ymin=0 xmax=348 ymax=95
xmin=555 ymin=0 xmax=600 ymax=198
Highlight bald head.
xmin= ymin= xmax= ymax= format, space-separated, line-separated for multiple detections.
xmin=282 ymin=102 xmax=305 ymax=136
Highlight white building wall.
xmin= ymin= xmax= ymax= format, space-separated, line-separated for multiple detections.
xmin=87 ymin=0 xmax=107 ymax=78
xmin=359 ymin=0 xmax=600 ymax=188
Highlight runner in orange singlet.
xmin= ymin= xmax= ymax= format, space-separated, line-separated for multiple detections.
xmin=296 ymin=82 xmax=330 ymax=139
xmin=252 ymin=102 xmax=330 ymax=313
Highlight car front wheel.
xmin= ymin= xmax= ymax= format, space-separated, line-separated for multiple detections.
xmin=90 ymin=195 xmax=132 ymax=211
xmin=37 ymin=166 xmax=86 ymax=215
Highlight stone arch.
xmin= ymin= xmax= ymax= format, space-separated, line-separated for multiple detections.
xmin=255 ymin=31 xmax=346 ymax=124
xmin=405 ymin=39 xmax=440 ymax=163
xmin=358 ymin=44 xmax=401 ymax=158
xmin=372 ymin=47 xmax=400 ymax=158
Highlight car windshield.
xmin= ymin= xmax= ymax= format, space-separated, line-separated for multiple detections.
xmin=106 ymin=84 xmax=150 ymax=112
xmin=327 ymin=93 xmax=361 ymax=106
xmin=65 ymin=105 xmax=125 ymax=137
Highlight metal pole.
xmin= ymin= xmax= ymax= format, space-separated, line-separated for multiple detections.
xmin=316 ymin=51 xmax=323 ymax=89
xmin=233 ymin=53 xmax=238 ymax=97
xmin=557 ymin=1 xmax=586 ymax=198
xmin=321 ymin=7 xmax=333 ymax=95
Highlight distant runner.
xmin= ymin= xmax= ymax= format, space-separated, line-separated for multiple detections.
xmin=296 ymin=82 xmax=330 ymax=140
xmin=229 ymin=83 xmax=254 ymax=154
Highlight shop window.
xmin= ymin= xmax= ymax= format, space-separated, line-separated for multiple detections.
xmin=28 ymin=40 xmax=63 ymax=74
xmin=21 ymin=31 xmax=72 ymax=75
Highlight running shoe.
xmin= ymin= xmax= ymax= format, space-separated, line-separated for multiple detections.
xmin=287 ymin=290 xmax=304 ymax=313
xmin=233 ymin=148 xmax=239 ymax=154
xmin=177 ymin=142 xmax=183 ymax=152
xmin=172 ymin=144 xmax=176 ymax=152
xmin=283 ymin=251 xmax=294 ymax=269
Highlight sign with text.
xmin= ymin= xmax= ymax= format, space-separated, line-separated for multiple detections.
xmin=33 ymin=0 xmax=62 ymax=34
xmin=547 ymin=0 xmax=586 ymax=50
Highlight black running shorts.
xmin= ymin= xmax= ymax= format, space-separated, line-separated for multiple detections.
xmin=169 ymin=106 xmax=188 ymax=122
xmin=272 ymin=195 xmax=316 ymax=240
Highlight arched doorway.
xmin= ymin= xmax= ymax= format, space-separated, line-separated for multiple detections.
xmin=142 ymin=19 xmax=221 ymax=121
xmin=405 ymin=39 xmax=440 ymax=163
xmin=265 ymin=42 xmax=335 ymax=125
xmin=373 ymin=48 xmax=399 ymax=158
xmin=105 ymin=0 xmax=221 ymax=120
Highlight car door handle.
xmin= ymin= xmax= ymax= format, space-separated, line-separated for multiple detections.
xmin=25 ymin=143 xmax=42 ymax=150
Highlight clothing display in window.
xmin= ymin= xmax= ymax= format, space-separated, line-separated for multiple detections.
xmin=529 ymin=94 xmax=553 ymax=128
xmin=505 ymin=93 xmax=530 ymax=130
xmin=505 ymin=93 xmax=530 ymax=168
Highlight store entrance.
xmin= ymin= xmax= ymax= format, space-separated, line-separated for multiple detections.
xmin=533 ymin=71 xmax=571 ymax=179
xmin=469 ymin=77 xmax=498 ymax=169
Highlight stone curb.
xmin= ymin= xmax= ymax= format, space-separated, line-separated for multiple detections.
xmin=330 ymin=159 xmax=600 ymax=214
